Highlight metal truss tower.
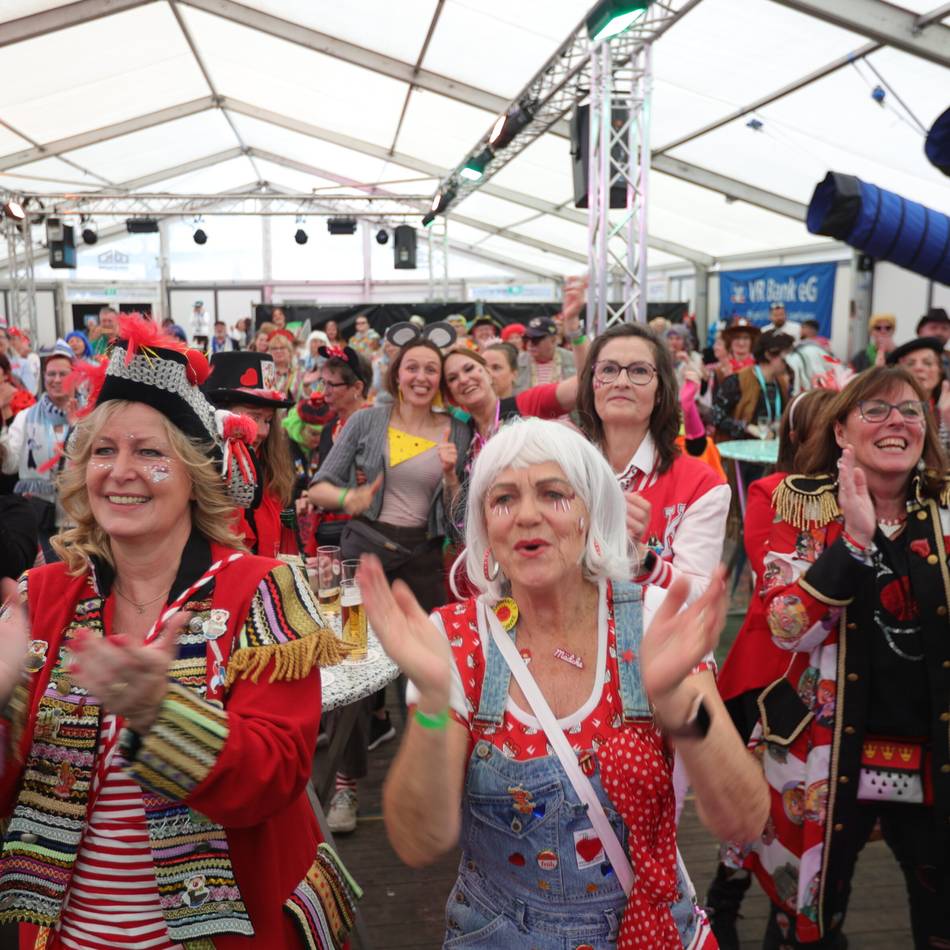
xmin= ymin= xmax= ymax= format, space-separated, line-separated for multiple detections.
xmin=3 ymin=212 xmax=37 ymax=340
xmin=587 ymin=40 xmax=653 ymax=333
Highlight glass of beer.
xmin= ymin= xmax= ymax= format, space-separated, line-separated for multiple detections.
xmin=341 ymin=559 xmax=360 ymax=583
xmin=340 ymin=578 xmax=367 ymax=660
xmin=315 ymin=545 xmax=341 ymax=617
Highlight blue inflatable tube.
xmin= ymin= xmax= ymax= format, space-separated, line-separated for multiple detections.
xmin=806 ymin=172 xmax=950 ymax=284
xmin=926 ymin=105 xmax=950 ymax=177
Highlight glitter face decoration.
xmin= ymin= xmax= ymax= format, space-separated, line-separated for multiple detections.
xmin=145 ymin=463 xmax=171 ymax=483
xmin=554 ymin=494 xmax=574 ymax=514
xmin=490 ymin=498 xmax=511 ymax=518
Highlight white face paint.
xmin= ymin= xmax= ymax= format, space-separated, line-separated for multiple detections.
xmin=145 ymin=464 xmax=171 ymax=483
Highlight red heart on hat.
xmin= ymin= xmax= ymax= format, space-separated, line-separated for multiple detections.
xmin=575 ymin=837 xmax=602 ymax=863
xmin=909 ymin=539 xmax=931 ymax=559
xmin=239 ymin=368 xmax=259 ymax=386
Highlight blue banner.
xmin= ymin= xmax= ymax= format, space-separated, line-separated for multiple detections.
xmin=718 ymin=262 xmax=836 ymax=338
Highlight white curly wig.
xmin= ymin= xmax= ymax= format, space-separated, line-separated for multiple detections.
xmin=461 ymin=417 xmax=634 ymax=600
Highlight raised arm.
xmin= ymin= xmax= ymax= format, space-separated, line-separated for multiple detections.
xmin=358 ymin=555 xmax=469 ymax=867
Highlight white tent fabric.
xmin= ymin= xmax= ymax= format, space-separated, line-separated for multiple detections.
xmin=1 ymin=0 xmax=948 ymax=276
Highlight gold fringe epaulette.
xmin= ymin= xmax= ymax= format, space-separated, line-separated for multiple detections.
xmin=225 ymin=626 xmax=346 ymax=688
xmin=771 ymin=473 xmax=840 ymax=531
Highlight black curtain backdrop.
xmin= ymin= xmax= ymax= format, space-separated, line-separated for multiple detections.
xmin=254 ymin=302 xmax=688 ymax=338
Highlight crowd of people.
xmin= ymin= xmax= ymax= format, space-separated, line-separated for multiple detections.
xmin=0 ymin=289 xmax=946 ymax=950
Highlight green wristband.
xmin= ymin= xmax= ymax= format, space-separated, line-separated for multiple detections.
xmin=414 ymin=707 xmax=449 ymax=730
xmin=338 ymin=487 xmax=350 ymax=509
xmin=571 ymin=334 xmax=587 ymax=346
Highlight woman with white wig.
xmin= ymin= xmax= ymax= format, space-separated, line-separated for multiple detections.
xmin=358 ymin=418 xmax=767 ymax=948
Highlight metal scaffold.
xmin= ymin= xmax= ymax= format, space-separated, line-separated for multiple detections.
xmin=3 ymin=213 xmax=38 ymax=341
xmin=587 ymin=40 xmax=653 ymax=334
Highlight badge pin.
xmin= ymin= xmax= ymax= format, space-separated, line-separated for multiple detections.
xmin=203 ymin=609 xmax=229 ymax=640
xmin=537 ymin=850 xmax=558 ymax=871
xmin=507 ymin=784 xmax=536 ymax=815
xmin=25 ymin=640 xmax=49 ymax=673
xmin=188 ymin=616 xmax=205 ymax=634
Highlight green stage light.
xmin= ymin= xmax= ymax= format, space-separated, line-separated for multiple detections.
xmin=586 ymin=0 xmax=652 ymax=42
xmin=461 ymin=147 xmax=493 ymax=182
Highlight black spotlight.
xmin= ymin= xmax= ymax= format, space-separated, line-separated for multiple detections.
xmin=82 ymin=226 xmax=98 ymax=245
xmin=193 ymin=228 xmax=207 ymax=245
xmin=294 ymin=228 xmax=308 ymax=245
xmin=375 ymin=229 xmax=389 ymax=245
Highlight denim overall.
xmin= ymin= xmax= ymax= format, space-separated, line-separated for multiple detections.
xmin=444 ymin=582 xmax=702 ymax=949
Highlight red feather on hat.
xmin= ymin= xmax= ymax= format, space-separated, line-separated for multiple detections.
xmin=63 ymin=359 xmax=108 ymax=418
xmin=119 ymin=313 xmax=187 ymax=364
xmin=184 ymin=348 xmax=211 ymax=386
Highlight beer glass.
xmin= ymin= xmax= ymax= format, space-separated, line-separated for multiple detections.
xmin=315 ymin=545 xmax=341 ymax=617
xmin=340 ymin=578 xmax=367 ymax=660
xmin=341 ymin=559 xmax=360 ymax=583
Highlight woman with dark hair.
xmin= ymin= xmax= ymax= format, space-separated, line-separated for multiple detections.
xmin=322 ymin=319 xmax=342 ymax=345
xmin=743 ymin=366 xmax=950 ymax=949
xmin=204 ymin=352 xmax=297 ymax=558
xmin=307 ymin=337 xmax=470 ymax=833
xmin=887 ymin=336 xmax=950 ymax=450
xmin=577 ymin=323 xmax=730 ymax=605
xmin=483 ymin=342 xmax=519 ymax=398
xmin=712 ymin=332 xmax=795 ymax=443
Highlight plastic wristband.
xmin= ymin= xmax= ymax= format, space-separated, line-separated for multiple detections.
xmin=571 ymin=334 xmax=588 ymax=346
xmin=414 ymin=707 xmax=449 ymax=730
xmin=338 ymin=487 xmax=350 ymax=510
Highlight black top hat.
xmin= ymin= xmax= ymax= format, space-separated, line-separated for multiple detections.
xmin=204 ymin=352 xmax=294 ymax=408
xmin=886 ymin=335 xmax=945 ymax=366
xmin=916 ymin=308 xmax=950 ymax=333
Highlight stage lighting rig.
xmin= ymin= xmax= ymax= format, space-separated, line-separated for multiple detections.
xmin=327 ymin=217 xmax=357 ymax=236
xmin=488 ymin=100 xmax=536 ymax=151
xmin=80 ymin=215 xmax=98 ymax=245
xmin=460 ymin=147 xmax=494 ymax=182
xmin=586 ymin=0 xmax=652 ymax=42
xmin=375 ymin=229 xmax=389 ymax=245
xmin=2 ymin=199 xmax=25 ymax=221
xmin=294 ymin=216 xmax=308 ymax=244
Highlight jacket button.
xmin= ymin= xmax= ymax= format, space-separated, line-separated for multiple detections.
xmin=475 ymin=742 xmax=490 ymax=759
xmin=938 ymin=606 xmax=948 ymax=617
xmin=833 ymin=823 xmax=844 ymax=832
xmin=19 ymin=833 xmax=37 ymax=844
xmin=846 ymin=673 xmax=859 ymax=682
xmin=838 ymin=775 xmax=849 ymax=784
xmin=846 ymin=622 xmax=858 ymax=631
xmin=927 ymin=554 xmax=939 ymax=565
xmin=844 ymin=725 xmax=856 ymax=735
xmin=917 ymin=511 xmax=928 ymax=521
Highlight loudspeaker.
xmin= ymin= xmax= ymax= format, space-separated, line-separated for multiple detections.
xmin=570 ymin=104 xmax=629 ymax=210
xmin=393 ymin=225 xmax=417 ymax=269
xmin=47 ymin=218 xmax=76 ymax=269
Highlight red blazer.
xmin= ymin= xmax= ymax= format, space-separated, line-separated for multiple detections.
xmin=717 ymin=472 xmax=795 ymax=702
xmin=9 ymin=548 xmax=327 ymax=948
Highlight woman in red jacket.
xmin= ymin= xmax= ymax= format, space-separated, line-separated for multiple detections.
xmin=0 ymin=317 xmax=352 ymax=949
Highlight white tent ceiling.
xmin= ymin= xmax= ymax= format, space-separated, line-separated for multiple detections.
xmin=1 ymin=0 xmax=948 ymax=275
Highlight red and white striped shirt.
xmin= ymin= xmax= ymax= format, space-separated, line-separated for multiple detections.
xmin=53 ymin=729 xmax=181 ymax=950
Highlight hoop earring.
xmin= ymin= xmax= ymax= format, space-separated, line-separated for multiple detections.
xmin=483 ymin=549 xmax=500 ymax=582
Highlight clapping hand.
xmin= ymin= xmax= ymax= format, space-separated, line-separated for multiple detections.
xmin=561 ymin=275 xmax=588 ymax=339
xmin=357 ymin=555 xmax=452 ymax=713
xmin=641 ymin=569 xmax=726 ymax=724
xmin=837 ymin=445 xmax=875 ymax=548
xmin=69 ymin=612 xmax=190 ymax=733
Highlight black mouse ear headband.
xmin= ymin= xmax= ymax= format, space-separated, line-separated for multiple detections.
xmin=318 ymin=343 xmax=369 ymax=387
xmin=385 ymin=321 xmax=457 ymax=350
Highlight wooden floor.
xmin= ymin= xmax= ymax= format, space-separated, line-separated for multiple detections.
xmin=330 ymin=697 xmax=915 ymax=950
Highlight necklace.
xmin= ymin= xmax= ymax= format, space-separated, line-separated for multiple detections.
xmin=494 ymin=599 xmax=587 ymax=670
xmin=877 ymin=514 xmax=907 ymax=526
xmin=113 ymin=583 xmax=170 ymax=615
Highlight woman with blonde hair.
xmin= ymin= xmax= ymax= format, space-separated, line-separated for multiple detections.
xmin=0 ymin=316 xmax=352 ymax=949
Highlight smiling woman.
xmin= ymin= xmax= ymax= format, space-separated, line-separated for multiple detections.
xmin=740 ymin=366 xmax=950 ymax=947
xmin=0 ymin=316 xmax=351 ymax=950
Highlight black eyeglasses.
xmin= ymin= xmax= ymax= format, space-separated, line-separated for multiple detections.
xmin=857 ymin=399 xmax=927 ymax=423
xmin=592 ymin=360 xmax=657 ymax=386
xmin=319 ymin=379 xmax=351 ymax=390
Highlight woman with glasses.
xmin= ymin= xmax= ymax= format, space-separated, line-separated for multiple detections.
xmin=743 ymin=366 xmax=950 ymax=949
xmin=576 ymin=324 xmax=730 ymax=607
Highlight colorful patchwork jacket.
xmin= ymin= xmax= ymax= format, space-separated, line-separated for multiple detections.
xmin=0 ymin=534 xmax=347 ymax=948
xmin=743 ymin=473 xmax=950 ymax=943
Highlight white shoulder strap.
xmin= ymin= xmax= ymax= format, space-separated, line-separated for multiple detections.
xmin=482 ymin=603 xmax=635 ymax=896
